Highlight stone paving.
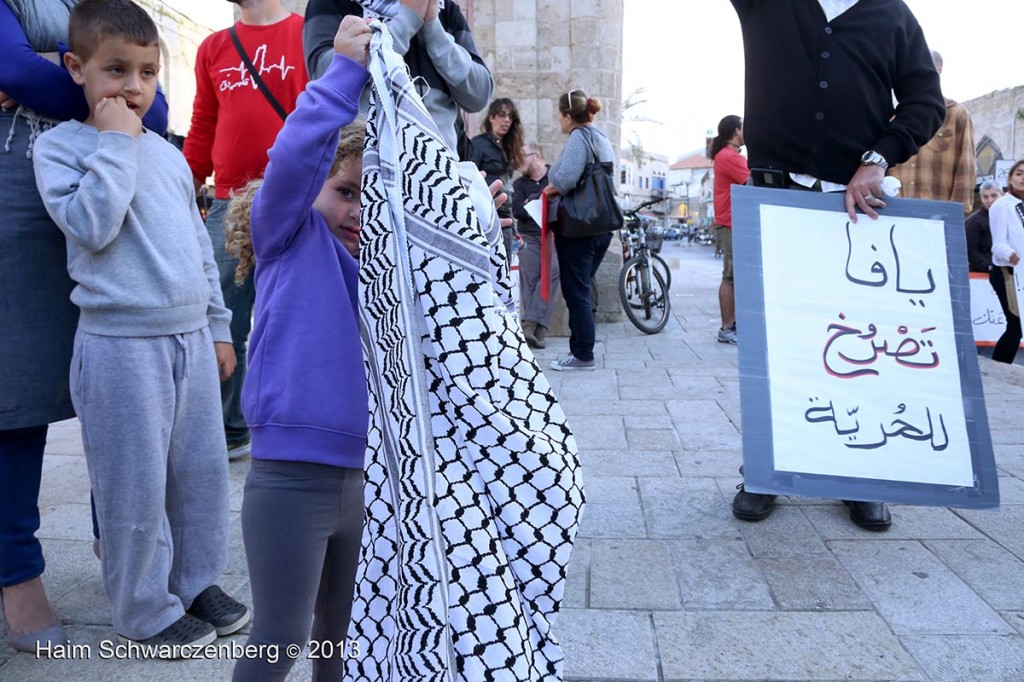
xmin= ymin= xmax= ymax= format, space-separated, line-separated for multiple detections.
xmin=4 ymin=241 xmax=1024 ymax=681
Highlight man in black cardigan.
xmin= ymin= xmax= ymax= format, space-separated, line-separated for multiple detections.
xmin=730 ymin=0 xmax=946 ymax=531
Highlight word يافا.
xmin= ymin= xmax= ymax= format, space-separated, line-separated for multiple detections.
xmin=844 ymin=222 xmax=936 ymax=305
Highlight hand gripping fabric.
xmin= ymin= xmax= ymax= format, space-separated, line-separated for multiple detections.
xmin=348 ymin=23 xmax=585 ymax=682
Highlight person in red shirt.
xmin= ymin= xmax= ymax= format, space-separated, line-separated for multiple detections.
xmin=710 ymin=115 xmax=749 ymax=344
xmin=183 ymin=0 xmax=309 ymax=460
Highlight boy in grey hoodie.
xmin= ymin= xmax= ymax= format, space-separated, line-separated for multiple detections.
xmin=32 ymin=0 xmax=248 ymax=653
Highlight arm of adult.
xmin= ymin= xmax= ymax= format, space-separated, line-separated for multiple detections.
xmin=950 ymin=105 xmax=977 ymax=214
xmin=304 ymin=0 xmax=364 ymax=80
xmin=143 ymin=86 xmax=169 ymax=136
xmin=418 ymin=1 xmax=493 ymax=113
xmin=33 ymin=128 xmax=139 ymax=252
xmin=182 ymin=37 xmax=218 ymax=192
xmin=547 ymin=129 xmax=590 ymax=195
xmin=989 ymin=197 xmax=1020 ymax=267
xmin=0 ymin=1 xmax=88 ymax=120
xmin=251 ymin=37 xmax=369 ymax=259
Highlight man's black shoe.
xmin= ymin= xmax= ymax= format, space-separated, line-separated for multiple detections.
xmin=732 ymin=484 xmax=777 ymax=521
xmin=844 ymin=500 xmax=892 ymax=532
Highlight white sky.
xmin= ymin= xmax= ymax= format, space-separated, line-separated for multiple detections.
xmin=622 ymin=0 xmax=1024 ymax=161
xmin=167 ymin=0 xmax=233 ymax=30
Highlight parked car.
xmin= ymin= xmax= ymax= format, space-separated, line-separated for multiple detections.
xmin=664 ymin=226 xmax=683 ymax=240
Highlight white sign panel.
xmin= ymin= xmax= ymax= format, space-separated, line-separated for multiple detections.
xmin=733 ymin=186 xmax=998 ymax=509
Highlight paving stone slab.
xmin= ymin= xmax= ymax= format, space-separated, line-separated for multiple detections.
xmin=662 ymin=372 xmax=727 ymax=395
xmin=563 ymin=539 xmax=589 ymax=609
xmin=758 ymin=557 xmax=873 ymax=611
xmin=831 ymin=540 xmax=1012 ymax=635
xmin=925 ymin=540 xmax=1024 ymax=611
xmin=654 ymin=611 xmax=924 ymax=681
xmin=1003 ymin=612 xmax=1024 ymax=636
xmin=37 ymin=458 xmax=92 ymax=507
xmin=43 ymin=418 xmax=85 ymax=457
xmin=622 ymin=415 xmax=676 ymax=431
xmin=639 ymin=478 xmax=742 ymax=539
xmin=901 ymin=635 xmax=1024 ymax=682
xmin=554 ymin=609 xmax=658 ymax=681
xmin=37 ymin=503 xmax=94 ymax=542
xmin=670 ymin=538 xmax=773 ymax=610
xmin=589 ymin=539 xmax=679 ymax=610
xmin=735 ymin=504 xmax=831 ymax=558
xmin=577 ymin=477 xmax=646 ymax=539
xmin=994 ymin=473 xmax=1024 ymax=504
xmin=625 ymin=428 xmax=680 ymax=450
xmin=804 ymin=504 xmax=983 ymax=540
xmin=955 ymin=506 xmax=1024 ymax=560
xmin=664 ymin=400 xmax=740 ymax=451
xmin=34 ymin=540 xmax=99 ymax=605
xmin=553 ymin=372 xmax=619 ymax=402
xmin=674 ymin=449 xmax=743 ymax=477
xmin=561 ymin=399 xmax=668 ymax=417
xmin=564 ymin=415 xmax=628 ymax=451
xmin=615 ymin=368 xmax=670 ymax=387
xmin=40 ymin=454 xmax=79 ymax=474
xmin=581 ymin=450 xmax=678 ymax=478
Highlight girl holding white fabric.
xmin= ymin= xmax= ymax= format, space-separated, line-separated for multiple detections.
xmin=988 ymin=160 xmax=1024 ymax=364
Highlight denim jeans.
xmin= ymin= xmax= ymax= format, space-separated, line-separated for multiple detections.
xmin=554 ymin=231 xmax=613 ymax=362
xmin=206 ymin=199 xmax=255 ymax=446
xmin=0 ymin=425 xmax=48 ymax=587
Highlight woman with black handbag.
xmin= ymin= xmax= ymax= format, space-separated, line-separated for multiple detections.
xmin=543 ymin=89 xmax=619 ymax=371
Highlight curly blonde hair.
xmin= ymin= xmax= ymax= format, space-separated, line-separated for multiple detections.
xmin=223 ymin=121 xmax=367 ymax=285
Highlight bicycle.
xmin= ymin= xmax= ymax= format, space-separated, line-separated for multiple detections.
xmin=619 ymin=198 xmax=672 ymax=334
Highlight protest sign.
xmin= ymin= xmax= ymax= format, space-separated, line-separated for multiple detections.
xmin=732 ymin=186 xmax=998 ymax=508
xmin=970 ymin=272 xmax=1024 ymax=348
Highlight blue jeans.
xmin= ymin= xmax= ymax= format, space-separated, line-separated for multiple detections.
xmin=0 ymin=425 xmax=48 ymax=587
xmin=206 ymin=199 xmax=255 ymax=446
xmin=554 ymin=231 xmax=613 ymax=362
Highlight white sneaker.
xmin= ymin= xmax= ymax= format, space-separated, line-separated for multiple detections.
xmin=227 ymin=440 xmax=251 ymax=461
xmin=549 ymin=356 xmax=596 ymax=371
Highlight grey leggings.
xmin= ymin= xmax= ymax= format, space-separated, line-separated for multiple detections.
xmin=232 ymin=458 xmax=364 ymax=682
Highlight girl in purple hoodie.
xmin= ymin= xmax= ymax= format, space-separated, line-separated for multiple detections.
xmin=225 ymin=17 xmax=371 ymax=681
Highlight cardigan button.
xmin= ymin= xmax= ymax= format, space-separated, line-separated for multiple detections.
xmin=819 ymin=81 xmax=829 ymax=89
xmin=815 ymin=112 xmax=825 ymax=121
xmin=825 ymin=26 xmax=833 ymax=34
xmin=822 ymin=51 xmax=831 ymax=59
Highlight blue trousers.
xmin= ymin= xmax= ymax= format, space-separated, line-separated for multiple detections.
xmin=0 ymin=425 xmax=49 ymax=587
xmin=554 ymin=231 xmax=613 ymax=362
xmin=206 ymin=199 xmax=255 ymax=446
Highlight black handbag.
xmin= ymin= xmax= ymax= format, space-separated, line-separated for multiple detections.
xmin=557 ymin=127 xmax=624 ymax=239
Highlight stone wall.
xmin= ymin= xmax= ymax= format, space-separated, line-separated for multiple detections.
xmin=140 ymin=0 xmax=218 ymax=135
xmin=963 ymin=86 xmax=1024 ymax=168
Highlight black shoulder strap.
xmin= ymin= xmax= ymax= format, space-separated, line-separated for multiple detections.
xmin=229 ymin=26 xmax=288 ymax=122
xmin=1015 ymin=201 xmax=1024 ymax=230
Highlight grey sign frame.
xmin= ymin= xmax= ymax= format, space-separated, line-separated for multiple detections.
xmin=733 ymin=185 xmax=999 ymax=509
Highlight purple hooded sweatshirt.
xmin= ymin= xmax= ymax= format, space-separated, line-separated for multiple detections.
xmin=244 ymin=54 xmax=370 ymax=469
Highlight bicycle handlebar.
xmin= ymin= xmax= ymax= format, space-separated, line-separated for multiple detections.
xmin=623 ymin=196 xmax=667 ymax=218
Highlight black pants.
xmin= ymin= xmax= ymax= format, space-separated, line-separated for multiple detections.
xmin=990 ymin=266 xmax=1021 ymax=363
xmin=554 ymin=231 xmax=613 ymax=362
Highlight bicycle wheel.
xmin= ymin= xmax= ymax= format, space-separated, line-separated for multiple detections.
xmin=619 ymin=257 xmax=671 ymax=334
xmin=652 ymin=254 xmax=672 ymax=292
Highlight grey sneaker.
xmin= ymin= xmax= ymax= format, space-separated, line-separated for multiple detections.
xmin=717 ymin=327 xmax=737 ymax=344
xmin=549 ymin=356 xmax=596 ymax=371
xmin=227 ymin=439 xmax=251 ymax=461
xmin=117 ymin=614 xmax=216 ymax=657
xmin=187 ymin=585 xmax=250 ymax=636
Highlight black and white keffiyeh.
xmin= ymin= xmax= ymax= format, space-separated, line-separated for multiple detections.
xmin=348 ymin=23 xmax=585 ymax=682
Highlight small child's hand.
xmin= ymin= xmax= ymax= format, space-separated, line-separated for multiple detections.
xmin=215 ymin=342 xmax=237 ymax=382
xmin=334 ymin=16 xmax=371 ymax=67
xmin=94 ymin=96 xmax=142 ymax=137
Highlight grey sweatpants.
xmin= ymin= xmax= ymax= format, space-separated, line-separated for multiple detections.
xmin=518 ymin=231 xmax=560 ymax=328
xmin=232 ymin=458 xmax=364 ymax=682
xmin=70 ymin=328 xmax=229 ymax=640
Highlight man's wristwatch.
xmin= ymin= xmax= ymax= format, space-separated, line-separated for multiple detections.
xmin=860 ymin=150 xmax=889 ymax=172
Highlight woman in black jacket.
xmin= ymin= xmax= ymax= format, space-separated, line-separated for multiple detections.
xmin=471 ymin=98 xmax=524 ymax=258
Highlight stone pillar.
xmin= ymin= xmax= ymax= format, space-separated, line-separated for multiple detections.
xmin=467 ymin=0 xmax=626 ymax=328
